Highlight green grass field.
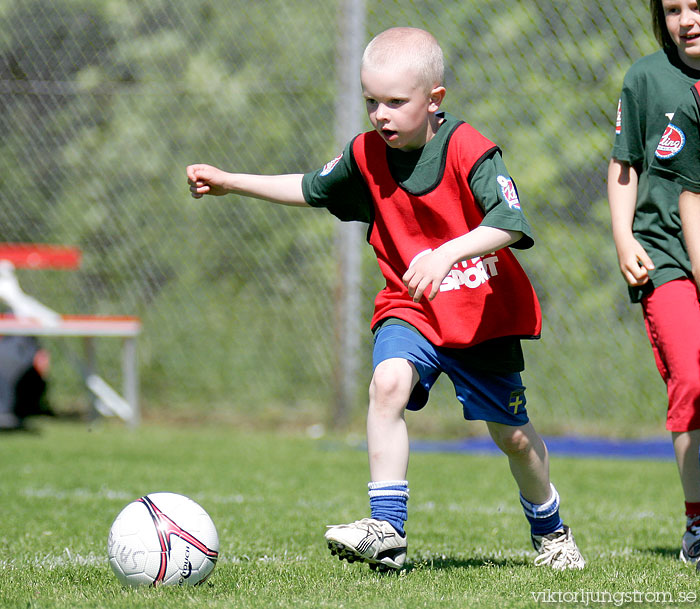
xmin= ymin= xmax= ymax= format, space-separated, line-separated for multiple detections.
xmin=1 ymin=420 xmax=698 ymax=609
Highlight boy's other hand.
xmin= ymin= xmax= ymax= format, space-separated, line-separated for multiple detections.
xmin=403 ymin=248 xmax=453 ymax=302
xmin=187 ymin=164 xmax=231 ymax=198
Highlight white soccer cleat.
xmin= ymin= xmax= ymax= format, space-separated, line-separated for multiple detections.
xmin=680 ymin=516 xmax=700 ymax=564
xmin=324 ymin=518 xmax=407 ymax=572
xmin=532 ymin=525 xmax=585 ymax=570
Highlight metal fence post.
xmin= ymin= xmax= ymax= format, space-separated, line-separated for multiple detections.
xmin=332 ymin=0 xmax=366 ymax=428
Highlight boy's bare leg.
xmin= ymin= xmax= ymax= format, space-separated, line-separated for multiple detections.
xmin=323 ymin=358 xmax=415 ymax=571
xmin=485 ymin=420 xmax=585 ymax=569
xmin=673 ymin=429 xmax=700 ymax=503
xmin=366 ymin=358 xmax=419 ymax=481
xmin=486 ymin=420 xmax=551 ymax=504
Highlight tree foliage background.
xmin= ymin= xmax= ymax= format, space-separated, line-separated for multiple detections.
xmin=0 ymin=0 xmax=666 ymax=435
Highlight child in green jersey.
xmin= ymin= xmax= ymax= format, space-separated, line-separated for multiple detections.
xmin=608 ymin=0 xmax=700 ymax=564
xmin=651 ymin=83 xmax=700 ymax=289
xmin=188 ymin=26 xmax=584 ymax=571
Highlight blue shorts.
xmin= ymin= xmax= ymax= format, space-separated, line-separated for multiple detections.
xmin=372 ymin=324 xmax=529 ymax=426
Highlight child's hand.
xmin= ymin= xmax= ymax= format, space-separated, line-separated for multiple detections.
xmin=616 ymin=238 xmax=654 ymax=287
xmin=402 ymin=248 xmax=453 ymax=302
xmin=186 ymin=164 xmax=232 ymax=198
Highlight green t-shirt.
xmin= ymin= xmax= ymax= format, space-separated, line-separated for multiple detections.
xmin=611 ymin=50 xmax=700 ymax=302
xmin=301 ymin=112 xmax=532 ymax=373
xmin=302 ymin=112 xmax=534 ymax=247
xmin=649 ymin=85 xmax=700 ymax=192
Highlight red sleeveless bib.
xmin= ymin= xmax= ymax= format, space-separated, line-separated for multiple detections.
xmin=352 ymin=123 xmax=541 ymax=348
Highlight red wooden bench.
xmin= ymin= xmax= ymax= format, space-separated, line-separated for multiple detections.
xmin=0 ymin=243 xmax=141 ymax=426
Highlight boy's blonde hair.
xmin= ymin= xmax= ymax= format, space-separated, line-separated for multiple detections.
xmin=362 ymin=27 xmax=444 ymax=93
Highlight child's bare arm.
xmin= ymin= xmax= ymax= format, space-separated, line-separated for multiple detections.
xmin=186 ymin=163 xmax=309 ymax=207
xmin=607 ymin=158 xmax=655 ymax=286
xmin=680 ymin=189 xmax=700 ymax=291
xmin=402 ymin=226 xmax=522 ymax=302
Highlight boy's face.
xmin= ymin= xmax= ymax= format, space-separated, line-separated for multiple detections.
xmin=361 ymin=63 xmax=444 ymax=151
xmin=663 ymin=0 xmax=700 ymax=68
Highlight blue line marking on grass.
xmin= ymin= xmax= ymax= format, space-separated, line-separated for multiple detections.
xmin=410 ymin=436 xmax=675 ymax=460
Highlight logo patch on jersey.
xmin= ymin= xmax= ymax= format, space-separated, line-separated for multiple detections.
xmin=497 ymin=175 xmax=520 ymax=210
xmin=320 ymin=153 xmax=343 ymax=176
xmin=615 ymin=98 xmax=622 ymax=135
xmin=655 ymin=123 xmax=686 ymax=159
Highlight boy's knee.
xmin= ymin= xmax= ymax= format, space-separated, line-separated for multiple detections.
xmin=489 ymin=424 xmax=534 ymax=456
xmin=369 ymin=359 xmax=416 ymax=408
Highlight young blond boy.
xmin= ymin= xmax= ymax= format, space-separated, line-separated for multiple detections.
xmin=187 ymin=27 xmax=584 ymax=571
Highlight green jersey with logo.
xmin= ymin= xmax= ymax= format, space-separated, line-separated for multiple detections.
xmin=650 ymin=84 xmax=700 ymax=193
xmin=612 ymin=50 xmax=700 ymax=302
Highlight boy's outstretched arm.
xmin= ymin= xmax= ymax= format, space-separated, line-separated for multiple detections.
xmin=186 ymin=163 xmax=309 ymax=207
xmin=680 ymin=189 xmax=700 ymax=291
xmin=402 ymin=226 xmax=522 ymax=303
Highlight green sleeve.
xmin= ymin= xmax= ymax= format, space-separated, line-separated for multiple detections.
xmin=470 ymin=151 xmax=535 ymax=249
xmin=611 ymin=70 xmax=645 ymax=166
xmin=301 ymin=139 xmax=372 ymax=223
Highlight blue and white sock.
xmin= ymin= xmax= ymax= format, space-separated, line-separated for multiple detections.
xmin=368 ymin=480 xmax=409 ymax=536
xmin=520 ymin=483 xmax=563 ymax=536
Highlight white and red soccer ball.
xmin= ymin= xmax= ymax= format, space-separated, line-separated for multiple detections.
xmin=108 ymin=492 xmax=219 ymax=587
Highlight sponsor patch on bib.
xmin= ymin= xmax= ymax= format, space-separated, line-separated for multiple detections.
xmin=655 ymin=124 xmax=685 ymax=159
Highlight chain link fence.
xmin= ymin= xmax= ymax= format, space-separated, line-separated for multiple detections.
xmin=0 ymin=0 xmax=666 ymax=436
